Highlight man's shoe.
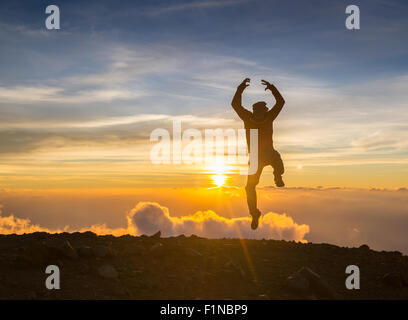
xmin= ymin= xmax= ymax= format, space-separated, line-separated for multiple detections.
xmin=250 ymin=209 xmax=261 ymax=230
xmin=274 ymin=175 xmax=285 ymax=188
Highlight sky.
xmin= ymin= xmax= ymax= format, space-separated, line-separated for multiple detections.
xmin=0 ymin=0 xmax=407 ymax=252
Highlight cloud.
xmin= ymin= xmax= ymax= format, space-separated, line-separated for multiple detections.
xmin=1 ymin=188 xmax=408 ymax=253
xmin=0 ymin=86 xmax=142 ymax=104
xmin=1 ymin=36 xmax=407 ymax=168
xmin=350 ymin=131 xmax=400 ymax=150
xmin=0 ymin=202 xmax=309 ymax=242
xmin=76 ymin=224 xmax=128 ymax=237
xmin=126 ymin=202 xmax=310 ymax=241
xmin=147 ymin=0 xmax=248 ymax=15
xmin=0 ymin=211 xmax=64 ymax=235
xmin=0 ymin=113 xmax=236 ymax=130
xmin=256 ymin=187 xmax=408 ymax=253
xmin=0 ymin=213 xmax=127 ymax=237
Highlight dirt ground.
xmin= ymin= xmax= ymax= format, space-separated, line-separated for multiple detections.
xmin=0 ymin=232 xmax=407 ymax=299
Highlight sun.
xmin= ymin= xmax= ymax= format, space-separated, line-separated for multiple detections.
xmin=211 ymin=174 xmax=227 ymax=187
xmin=206 ymin=163 xmax=230 ymax=187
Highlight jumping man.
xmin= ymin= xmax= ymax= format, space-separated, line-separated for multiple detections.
xmin=231 ymin=78 xmax=285 ymax=230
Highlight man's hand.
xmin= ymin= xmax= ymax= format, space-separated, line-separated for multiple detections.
xmin=237 ymin=78 xmax=250 ymax=91
xmin=261 ymin=79 xmax=274 ymax=91
xmin=232 ymin=78 xmax=251 ymax=120
xmin=262 ymin=80 xmax=285 ymax=118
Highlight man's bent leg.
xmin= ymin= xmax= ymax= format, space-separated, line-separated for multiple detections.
xmin=271 ymin=149 xmax=285 ymax=187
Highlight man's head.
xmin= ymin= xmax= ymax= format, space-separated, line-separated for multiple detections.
xmin=252 ymin=101 xmax=268 ymax=120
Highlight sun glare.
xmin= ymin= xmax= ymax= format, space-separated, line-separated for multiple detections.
xmin=207 ymin=164 xmax=230 ymax=187
xmin=211 ymin=174 xmax=227 ymax=187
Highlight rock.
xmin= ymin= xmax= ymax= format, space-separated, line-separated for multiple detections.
xmin=60 ymin=241 xmax=78 ymax=260
xmin=23 ymin=245 xmax=48 ymax=266
xmin=359 ymin=244 xmax=370 ymax=251
xmin=92 ymin=245 xmax=114 ymax=258
xmin=184 ymin=248 xmax=203 ymax=258
xmin=78 ymin=263 xmax=91 ymax=274
xmin=401 ymin=270 xmax=408 ymax=287
xmin=12 ymin=254 xmax=34 ymax=269
xmin=150 ymin=242 xmax=163 ymax=252
xmin=24 ymin=291 xmax=37 ymax=300
xmin=151 ymin=231 xmax=161 ymax=239
xmin=298 ymin=267 xmax=336 ymax=299
xmin=286 ymin=272 xmax=310 ymax=295
xmin=81 ymin=231 xmax=97 ymax=238
xmin=98 ymin=265 xmax=118 ymax=279
xmin=382 ymin=273 xmax=403 ymax=288
xmin=77 ymin=246 xmax=94 ymax=258
xmin=56 ymin=259 xmax=64 ymax=268
xmin=44 ymin=244 xmax=63 ymax=259
xmin=383 ymin=251 xmax=403 ymax=262
xmin=13 ymin=242 xmax=63 ymax=268
xmin=112 ymin=284 xmax=127 ymax=297
xmin=223 ymin=261 xmax=245 ymax=278
xmin=32 ymin=232 xmax=48 ymax=240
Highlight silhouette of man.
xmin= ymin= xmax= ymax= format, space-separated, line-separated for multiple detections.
xmin=231 ymin=78 xmax=285 ymax=230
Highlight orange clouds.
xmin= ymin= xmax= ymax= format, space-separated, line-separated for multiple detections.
xmin=0 ymin=202 xmax=310 ymax=242
xmin=126 ymin=202 xmax=309 ymax=241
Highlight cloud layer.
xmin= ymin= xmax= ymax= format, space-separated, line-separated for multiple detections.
xmin=0 ymin=213 xmax=63 ymax=235
xmin=0 ymin=202 xmax=309 ymax=242
xmin=1 ymin=188 xmax=407 ymax=253
xmin=126 ymin=202 xmax=309 ymax=241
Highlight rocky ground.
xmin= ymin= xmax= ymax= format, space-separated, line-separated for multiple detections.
xmin=0 ymin=231 xmax=407 ymax=299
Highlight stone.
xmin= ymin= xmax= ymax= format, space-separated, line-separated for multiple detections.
xmin=151 ymin=231 xmax=161 ymax=239
xmin=150 ymin=242 xmax=163 ymax=252
xmin=78 ymin=246 xmax=94 ymax=258
xmin=401 ymin=270 xmax=408 ymax=287
xmin=24 ymin=291 xmax=37 ymax=300
xmin=184 ymin=248 xmax=203 ymax=258
xmin=382 ymin=273 xmax=403 ymax=288
xmin=60 ymin=241 xmax=78 ymax=260
xmin=298 ymin=267 xmax=336 ymax=299
xmin=32 ymin=232 xmax=48 ymax=240
xmin=44 ymin=244 xmax=63 ymax=259
xmin=286 ymin=272 xmax=310 ymax=295
xmin=223 ymin=261 xmax=245 ymax=278
xmin=98 ymin=265 xmax=118 ymax=279
xmin=78 ymin=263 xmax=91 ymax=274
xmin=92 ymin=245 xmax=114 ymax=258
xmin=23 ymin=245 xmax=47 ymax=266
xmin=359 ymin=244 xmax=370 ymax=251
xmin=81 ymin=231 xmax=97 ymax=238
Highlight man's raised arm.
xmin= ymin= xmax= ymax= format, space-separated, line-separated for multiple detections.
xmin=231 ymin=78 xmax=251 ymax=121
xmin=261 ymin=80 xmax=285 ymax=120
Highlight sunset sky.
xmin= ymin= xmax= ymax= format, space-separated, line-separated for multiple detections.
xmin=0 ymin=1 xmax=407 ymax=253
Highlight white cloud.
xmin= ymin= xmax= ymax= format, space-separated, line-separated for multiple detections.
xmin=258 ymin=187 xmax=408 ymax=253
xmin=0 ymin=202 xmax=310 ymax=242
xmin=147 ymin=0 xmax=249 ymax=15
xmin=0 ymin=113 xmax=237 ymax=130
xmin=0 ymin=213 xmax=64 ymax=234
xmin=126 ymin=202 xmax=310 ymax=241
xmin=66 ymin=46 xmax=179 ymax=86
xmin=0 ymin=86 xmax=142 ymax=104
